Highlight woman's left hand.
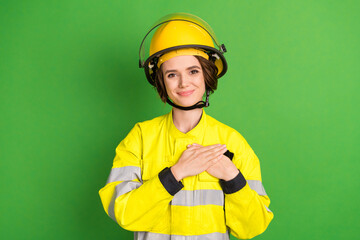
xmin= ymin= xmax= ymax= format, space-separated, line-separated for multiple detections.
xmin=188 ymin=143 xmax=239 ymax=181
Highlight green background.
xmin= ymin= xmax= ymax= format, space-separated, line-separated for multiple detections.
xmin=1 ymin=0 xmax=359 ymax=239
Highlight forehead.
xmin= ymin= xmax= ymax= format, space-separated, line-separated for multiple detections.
xmin=161 ymin=55 xmax=201 ymax=71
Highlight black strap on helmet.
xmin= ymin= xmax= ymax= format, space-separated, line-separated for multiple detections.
xmin=166 ymin=90 xmax=210 ymax=111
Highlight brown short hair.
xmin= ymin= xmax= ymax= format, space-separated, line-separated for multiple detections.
xmin=154 ymin=55 xmax=219 ymax=103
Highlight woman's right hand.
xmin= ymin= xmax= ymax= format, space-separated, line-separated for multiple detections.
xmin=170 ymin=144 xmax=227 ymax=181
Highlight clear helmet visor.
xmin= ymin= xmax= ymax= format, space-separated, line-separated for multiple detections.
xmin=139 ymin=12 xmax=224 ymax=68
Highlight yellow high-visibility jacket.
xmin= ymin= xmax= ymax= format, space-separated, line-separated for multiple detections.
xmin=99 ymin=109 xmax=274 ymax=240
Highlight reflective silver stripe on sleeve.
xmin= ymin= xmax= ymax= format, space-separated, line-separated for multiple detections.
xmin=106 ymin=166 xmax=142 ymax=184
xmin=247 ymin=180 xmax=267 ymax=196
xmin=171 ymin=189 xmax=224 ymax=206
xmin=265 ymin=204 xmax=272 ymax=213
xmin=108 ymin=181 xmax=142 ymax=222
xmin=247 ymin=181 xmax=272 ymax=212
xmin=135 ymin=230 xmax=229 ymax=240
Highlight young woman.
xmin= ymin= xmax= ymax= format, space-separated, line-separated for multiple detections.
xmin=99 ymin=13 xmax=274 ymax=240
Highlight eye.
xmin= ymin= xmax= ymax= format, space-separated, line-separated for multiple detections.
xmin=167 ymin=73 xmax=176 ymax=78
xmin=190 ymin=69 xmax=199 ymax=74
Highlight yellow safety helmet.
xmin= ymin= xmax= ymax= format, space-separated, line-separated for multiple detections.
xmin=139 ymin=12 xmax=228 ymax=86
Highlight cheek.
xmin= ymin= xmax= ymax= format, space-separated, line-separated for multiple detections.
xmin=194 ymin=76 xmax=206 ymax=90
xmin=193 ymin=73 xmax=204 ymax=84
xmin=164 ymin=79 xmax=176 ymax=95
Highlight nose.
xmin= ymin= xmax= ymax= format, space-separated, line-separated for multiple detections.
xmin=178 ymin=74 xmax=189 ymax=88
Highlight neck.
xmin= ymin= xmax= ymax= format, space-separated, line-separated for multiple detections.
xmin=172 ymin=107 xmax=203 ymax=134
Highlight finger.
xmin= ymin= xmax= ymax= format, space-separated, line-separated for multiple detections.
xmin=195 ymin=144 xmax=225 ymax=154
xmin=201 ymin=145 xmax=227 ymax=160
xmin=206 ymin=155 xmax=222 ymax=168
xmin=187 ymin=143 xmax=202 ymax=147
xmin=187 ymin=144 xmax=202 ymax=150
xmin=192 ymin=143 xmax=202 ymax=146
xmin=211 ymin=151 xmax=226 ymax=165
xmin=188 ymin=143 xmax=221 ymax=148
xmin=203 ymin=144 xmax=227 ymax=156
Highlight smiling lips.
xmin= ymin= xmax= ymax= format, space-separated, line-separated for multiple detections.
xmin=177 ymin=90 xmax=195 ymax=96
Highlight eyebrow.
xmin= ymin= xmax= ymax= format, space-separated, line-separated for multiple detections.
xmin=164 ymin=65 xmax=201 ymax=75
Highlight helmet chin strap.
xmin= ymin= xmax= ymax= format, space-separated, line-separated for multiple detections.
xmin=166 ymin=90 xmax=210 ymax=111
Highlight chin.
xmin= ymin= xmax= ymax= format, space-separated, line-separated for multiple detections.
xmin=173 ymin=99 xmax=202 ymax=107
xmin=170 ymin=92 xmax=203 ymax=107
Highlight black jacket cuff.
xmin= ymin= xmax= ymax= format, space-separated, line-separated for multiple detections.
xmin=219 ymin=170 xmax=246 ymax=194
xmin=158 ymin=167 xmax=184 ymax=196
xmin=223 ymin=150 xmax=234 ymax=160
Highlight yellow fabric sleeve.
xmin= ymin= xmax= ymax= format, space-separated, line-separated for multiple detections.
xmin=98 ymin=123 xmax=174 ymax=232
xmin=225 ymin=131 xmax=274 ymax=239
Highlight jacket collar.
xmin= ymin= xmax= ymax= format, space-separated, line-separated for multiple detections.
xmin=167 ymin=108 xmax=207 ymax=140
